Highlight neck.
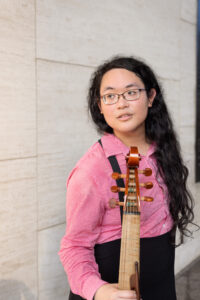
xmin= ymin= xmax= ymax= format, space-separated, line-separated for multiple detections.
xmin=114 ymin=129 xmax=150 ymax=156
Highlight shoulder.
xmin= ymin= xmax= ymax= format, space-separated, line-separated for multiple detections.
xmin=67 ymin=139 xmax=111 ymax=186
xmin=77 ymin=140 xmax=109 ymax=173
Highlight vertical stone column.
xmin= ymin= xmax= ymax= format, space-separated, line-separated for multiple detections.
xmin=0 ymin=1 xmax=37 ymax=299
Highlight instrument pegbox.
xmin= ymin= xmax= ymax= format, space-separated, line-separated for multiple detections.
xmin=109 ymin=166 xmax=154 ymax=208
xmin=111 ymin=169 xmax=153 ymax=190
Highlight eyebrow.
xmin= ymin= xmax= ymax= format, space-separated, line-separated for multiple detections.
xmin=102 ymin=83 xmax=140 ymax=92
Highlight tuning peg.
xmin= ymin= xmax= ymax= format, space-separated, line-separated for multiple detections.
xmin=139 ymin=182 xmax=153 ymax=189
xmin=111 ymin=186 xmax=125 ymax=193
xmin=112 ymin=172 xmax=126 ymax=180
xmin=138 ymin=168 xmax=152 ymax=176
xmin=141 ymin=196 xmax=153 ymax=202
xmin=109 ymin=198 xmax=124 ymax=208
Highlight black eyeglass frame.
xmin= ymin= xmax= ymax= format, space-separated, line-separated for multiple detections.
xmin=100 ymin=88 xmax=146 ymax=105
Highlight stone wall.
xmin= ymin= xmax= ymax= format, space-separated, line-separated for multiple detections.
xmin=0 ymin=1 xmax=199 ymax=299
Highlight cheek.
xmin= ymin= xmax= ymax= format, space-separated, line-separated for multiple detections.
xmin=101 ymin=102 xmax=114 ymax=117
xmin=103 ymin=108 xmax=114 ymax=120
xmin=101 ymin=107 xmax=116 ymax=126
xmin=135 ymin=100 xmax=149 ymax=113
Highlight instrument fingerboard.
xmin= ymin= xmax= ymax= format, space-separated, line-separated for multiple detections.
xmin=118 ymin=213 xmax=140 ymax=290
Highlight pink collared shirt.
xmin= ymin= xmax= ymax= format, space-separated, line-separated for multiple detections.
xmin=59 ymin=134 xmax=174 ymax=300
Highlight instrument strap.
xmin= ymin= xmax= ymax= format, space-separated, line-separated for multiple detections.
xmin=98 ymin=139 xmax=125 ymax=223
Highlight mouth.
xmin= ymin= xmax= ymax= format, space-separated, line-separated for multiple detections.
xmin=117 ymin=113 xmax=133 ymax=121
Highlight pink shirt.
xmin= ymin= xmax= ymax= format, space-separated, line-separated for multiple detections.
xmin=59 ymin=134 xmax=173 ymax=300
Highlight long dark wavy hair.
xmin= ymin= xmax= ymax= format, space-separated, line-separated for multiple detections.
xmin=88 ymin=55 xmax=196 ymax=245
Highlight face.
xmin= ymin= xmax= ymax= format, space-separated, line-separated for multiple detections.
xmin=98 ymin=68 xmax=156 ymax=141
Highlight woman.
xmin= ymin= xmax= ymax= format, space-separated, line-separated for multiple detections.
xmin=59 ymin=56 xmax=194 ymax=300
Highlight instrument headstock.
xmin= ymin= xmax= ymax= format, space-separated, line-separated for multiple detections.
xmin=110 ymin=147 xmax=153 ymax=212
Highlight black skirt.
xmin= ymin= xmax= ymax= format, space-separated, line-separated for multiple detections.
xmin=69 ymin=230 xmax=177 ymax=300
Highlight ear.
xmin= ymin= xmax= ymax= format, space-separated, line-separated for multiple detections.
xmin=148 ymin=88 xmax=156 ymax=107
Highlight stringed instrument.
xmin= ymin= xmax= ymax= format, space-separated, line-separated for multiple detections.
xmin=109 ymin=147 xmax=153 ymax=300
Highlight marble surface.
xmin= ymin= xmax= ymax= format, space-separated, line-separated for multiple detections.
xmin=181 ymin=0 xmax=197 ymax=24
xmin=0 ymin=158 xmax=37 ymax=299
xmin=37 ymin=60 xmax=97 ymax=156
xmin=37 ymin=152 xmax=69 ymax=230
xmin=0 ymin=1 xmax=36 ymax=160
xmin=38 ymin=224 xmax=69 ymax=300
xmin=160 ymin=78 xmax=181 ymax=134
xmin=176 ymin=256 xmax=200 ymax=300
xmin=37 ymin=0 xmax=180 ymax=80
xmin=179 ymin=20 xmax=196 ymax=128
xmin=37 ymin=60 xmax=98 ymax=229
xmin=0 ymin=1 xmax=35 ymax=57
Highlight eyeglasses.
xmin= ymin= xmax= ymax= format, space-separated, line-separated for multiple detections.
xmin=101 ymin=89 xmax=146 ymax=105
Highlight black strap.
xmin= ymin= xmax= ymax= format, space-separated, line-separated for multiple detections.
xmin=98 ymin=139 xmax=125 ymax=223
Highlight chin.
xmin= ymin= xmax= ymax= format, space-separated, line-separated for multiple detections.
xmin=114 ymin=123 xmax=145 ymax=135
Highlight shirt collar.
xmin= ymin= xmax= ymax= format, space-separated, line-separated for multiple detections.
xmin=100 ymin=133 xmax=155 ymax=158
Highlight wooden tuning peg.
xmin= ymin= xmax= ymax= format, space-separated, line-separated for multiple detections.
xmin=111 ymin=186 xmax=125 ymax=193
xmin=109 ymin=198 xmax=124 ymax=208
xmin=139 ymin=182 xmax=153 ymax=189
xmin=141 ymin=196 xmax=153 ymax=202
xmin=112 ymin=172 xmax=126 ymax=180
xmin=138 ymin=168 xmax=152 ymax=176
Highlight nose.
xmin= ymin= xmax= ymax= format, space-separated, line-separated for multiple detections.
xmin=116 ymin=94 xmax=129 ymax=108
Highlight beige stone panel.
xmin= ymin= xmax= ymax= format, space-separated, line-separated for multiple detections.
xmin=179 ymin=21 xmax=196 ymax=127
xmin=179 ymin=126 xmax=195 ymax=184
xmin=0 ymin=158 xmax=35 ymax=184
xmin=0 ymin=0 xmax=35 ymax=57
xmin=194 ymin=183 xmax=200 ymax=225
xmin=179 ymin=126 xmax=195 ymax=159
xmin=37 ymin=0 xmax=180 ymax=80
xmin=37 ymin=60 xmax=99 ymax=229
xmin=38 ymin=152 xmax=68 ymax=230
xmin=0 ymin=0 xmax=36 ymax=160
xmin=180 ymin=21 xmax=196 ymax=76
xmin=181 ymin=0 xmax=197 ymax=24
xmin=179 ymin=76 xmax=196 ymax=127
xmin=0 ymin=53 xmax=36 ymax=160
xmin=0 ymin=158 xmax=37 ymax=299
xmin=37 ymin=59 xmax=98 ymax=156
xmin=138 ymin=0 xmax=180 ymax=81
xmin=38 ymin=224 xmax=69 ymax=300
xmin=179 ymin=124 xmax=200 ymax=256
xmin=179 ymin=126 xmax=198 ymax=253
xmin=159 ymin=78 xmax=180 ymax=133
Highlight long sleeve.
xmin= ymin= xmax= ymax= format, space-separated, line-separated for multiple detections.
xmin=59 ymin=166 xmax=107 ymax=300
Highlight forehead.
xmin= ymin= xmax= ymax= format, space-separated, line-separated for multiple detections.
xmin=100 ymin=68 xmax=144 ymax=92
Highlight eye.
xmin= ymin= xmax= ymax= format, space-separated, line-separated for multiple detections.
xmin=127 ymin=90 xmax=137 ymax=95
xmin=106 ymin=93 xmax=115 ymax=99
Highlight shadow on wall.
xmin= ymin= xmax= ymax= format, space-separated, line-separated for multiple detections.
xmin=0 ymin=280 xmax=36 ymax=300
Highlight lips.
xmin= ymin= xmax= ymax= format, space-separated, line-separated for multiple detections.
xmin=117 ymin=113 xmax=133 ymax=121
